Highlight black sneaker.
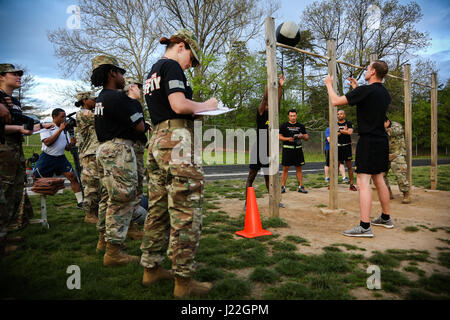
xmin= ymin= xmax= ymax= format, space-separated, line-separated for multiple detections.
xmin=298 ymin=186 xmax=308 ymax=194
xmin=281 ymin=186 xmax=286 ymax=193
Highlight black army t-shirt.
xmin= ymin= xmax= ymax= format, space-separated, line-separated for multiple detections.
xmin=279 ymin=122 xmax=307 ymax=146
xmin=144 ymin=58 xmax=193 ymax=125
xmin=337 ymin=120 xmax=353 ymax=145
xmin=94 ymin=89 xmax=144 ymax=142
xmin=345 ymin=82 xmax=390 ymax=136
xmin=0 ymin=90 xmax=23 ymax=142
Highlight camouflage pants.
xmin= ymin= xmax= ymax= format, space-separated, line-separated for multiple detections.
xmin=140 ymin=125 xmax=204 ymax=278
xmin=96 ymin=139 xmax=139 ymax=244
xmin=384 ymin=154 xmax=410 ymax=193
xmin=81 ymin=155 xmax=100 ymax=215
xmin=133 ymin=140 xmax=146 ymax=205
xmin=8 ymin=188 xmax=34 ymax=232
xmin=0 ymin=142 xmax=25 ymax=241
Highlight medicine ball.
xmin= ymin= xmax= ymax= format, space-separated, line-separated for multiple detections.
xmin=276 ymin=21 xmax=301 ymax=47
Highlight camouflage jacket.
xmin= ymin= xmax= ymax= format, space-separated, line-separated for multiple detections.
xmin=75 ymin=109 xmax=100 ymax=158
xmin=386 ymin=121 xmax=406 ymax=158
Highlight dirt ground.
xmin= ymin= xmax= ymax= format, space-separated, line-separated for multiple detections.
xmin=217 ymin=184 xmax=450 ymax=299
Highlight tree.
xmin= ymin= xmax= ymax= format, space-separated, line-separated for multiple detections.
xmin=47 ymin=0 xmax=160 ymax=83
xmin=300 ymin=0 xmax=430 ymax=94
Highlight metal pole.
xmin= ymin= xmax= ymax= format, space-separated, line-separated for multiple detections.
xmin=430 ymin=72 xmax=438 ymax=189
xmin=265 ymin=17 xmax=280 ymax=217
xmin=327 ymin=39 xmax=338 ymax=210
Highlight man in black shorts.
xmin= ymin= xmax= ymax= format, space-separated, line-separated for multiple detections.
xmin=325 ymin=60 xmax=392 ymax=238
xmin=246 ymin=75 xmax=284 ymax=206
xmin=279 ymin=109 xmax=309 ymax=194
xmin=337 ymin=110 xmax=357 ymax=191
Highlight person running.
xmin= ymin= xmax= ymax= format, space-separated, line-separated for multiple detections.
xmin=325 ymin=60 xmax=392 ymax=238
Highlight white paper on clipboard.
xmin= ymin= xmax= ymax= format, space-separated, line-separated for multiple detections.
xmin=194 ymin=101 xmax=234 ymax=116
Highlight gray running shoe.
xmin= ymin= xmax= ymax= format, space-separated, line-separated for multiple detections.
xmin=298 ymin=186 xmax=308 ymax=194
xmin=342 ymin=225 xmax=374 ymax=238
xmin=371 ymin=216 xmax=394 ymax=229
xmin=279 ymin=202 xmax=285 ymax=208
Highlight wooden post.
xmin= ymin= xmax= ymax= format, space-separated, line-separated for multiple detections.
xmin=265 ymin=17 xmax=280 ymax=217
xmin=430 ymin=72 xmax=438 ymax=189
xmin=404 ymin=64 xmax=413 ymax=193
xmin=327 ymin=39 xmax=338 ymax=210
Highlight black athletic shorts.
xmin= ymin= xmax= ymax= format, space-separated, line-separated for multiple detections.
xmin=325 ymin=149 xmax=330 ymax=167
xmin=282 ymin=146 xmax=305 ymax=167
xmin=338 ymin=144 xmax=352 ymax=162
xmin=355 ymin=134 xmax=389 ymax=174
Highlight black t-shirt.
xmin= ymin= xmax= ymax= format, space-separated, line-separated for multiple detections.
xmin=337 ymin=120 xmax=353 ymax=145
xmin=280 ymin=121 xmax=307 ymax=146
xmin=256 ymin=109 xmax=269 ymax=151
xmin=345 ymin=83 xmax=390 ymax=136
xmin=0 ymin=90 xmax=23 ymax=142
xmin=144 ymin=58 xmax=193 ymax=125
xmin=94 ymin=89 xmax=144 ymax=142
xmin=136 ymin=102 xmax=148 ymax=144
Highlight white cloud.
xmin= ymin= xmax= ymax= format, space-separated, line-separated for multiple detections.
xmin=27 ymin=76 xmax=91 ymax=116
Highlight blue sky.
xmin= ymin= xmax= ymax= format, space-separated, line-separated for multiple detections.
xmin=0 ymin=0 xmax=449 ymax=109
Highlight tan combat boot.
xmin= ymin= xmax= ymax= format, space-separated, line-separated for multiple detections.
xmin=84 ymin=212 xmax=98 ymax=224
xmin=142 ymin=265 xmax=173 ymax=287
xmin=103 ymin=242 xmax=140 ymax=267
xmin=174 ymin=276 xmax=213 ymax=298
xmin=126 ymin=221 xmax=143 ymax=240
xmin=402 ymin=191 xmax=411 ymax=204
xmin=96 ymin=232 xmax=106 ymax=252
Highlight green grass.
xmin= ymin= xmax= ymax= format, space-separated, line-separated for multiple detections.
xmin=1 ymin=166 xmax=450 ymax=300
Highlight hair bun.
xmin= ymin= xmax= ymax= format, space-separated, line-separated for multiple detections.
xmin=159 ymin=37 xmax=170 ymax=45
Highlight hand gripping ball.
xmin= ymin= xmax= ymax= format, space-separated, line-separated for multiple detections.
xmin=276 ymin=21 xmax=301 ymax=47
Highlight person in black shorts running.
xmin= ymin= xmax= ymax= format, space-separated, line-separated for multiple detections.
xmin=325 ymin=60 xmax=392 ymax=238
xmin=337 ymin=110 xmax=357 ymax=191
xmin=245 ymin=75 xmax=284 ymax=205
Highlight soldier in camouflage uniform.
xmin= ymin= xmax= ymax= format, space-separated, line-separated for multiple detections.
xmin=140 ymin=29 xmax=218 ymax=298
xmin=0 ymin=64 xmax=54 ymax=257
xmin=75 ymin=91 xmax=100 ymax=224
xmin=384 ymin=118 xmax=411 ymax=204
xmin=123 ymin=77 xmax=151 ymax=240
xmin=91 ymin=55 xmax=146 ymax=266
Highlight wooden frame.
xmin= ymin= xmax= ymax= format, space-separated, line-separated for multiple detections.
xmin=264 ymin=17 xmax=438 ymax=215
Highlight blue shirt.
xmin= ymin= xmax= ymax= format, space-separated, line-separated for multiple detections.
xmin=325 ymin=127 xmax=330 ymax=151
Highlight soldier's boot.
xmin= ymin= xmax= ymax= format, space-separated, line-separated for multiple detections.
xmin=97 ymin=232 xmax=127 ymax=252
xmin=126 ymin=222 xmax=143 ymax=240
xmin=103 ymin=242 xmax=140 ymax=267
xmin=174 ymin=276 xmax=213 ymax=298
xmin=96 ymin=232 xmax=107 ymax=252
xmin=142 ymin=265 xmax=173 ymax=287
xmin=402 ymin=191 xmax=411 ymax=204
xmin=84 ymin=212 xmax=98 ymax=224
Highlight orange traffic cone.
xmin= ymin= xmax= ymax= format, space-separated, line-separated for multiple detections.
xmin=235 ymin=187 xmax=272 ymax=238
